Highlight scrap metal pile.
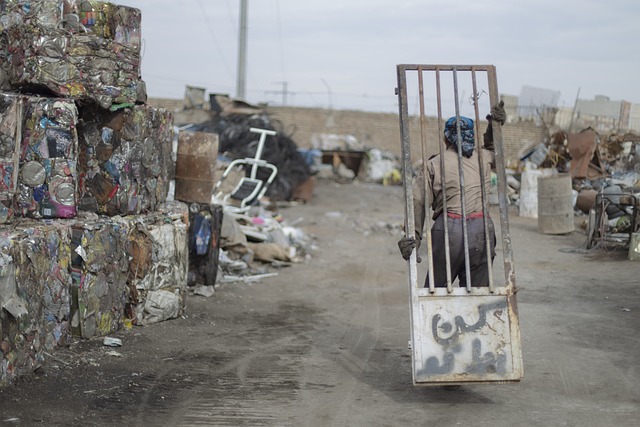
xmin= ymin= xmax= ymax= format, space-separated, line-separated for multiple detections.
xmin=0 ymin=0 xmax=187 ymax=386
xmin=192 ymin=111 xmax=315 ymax=204
xmin=516 ymin=127 xmax=640 ymax=247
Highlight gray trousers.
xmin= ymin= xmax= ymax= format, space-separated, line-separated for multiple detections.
xmin=425 ymin=214 xmax=496 ymax=288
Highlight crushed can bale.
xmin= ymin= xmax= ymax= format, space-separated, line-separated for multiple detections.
xmin=0 ymin=0 xmax=144 ymax=109
xmin=0 ymin=93 xmax=80 ymax=220
xmin=0 ymin=220 xmax=73 ymax=386
xmin=76 ymin=104 xmax=173 ymax=216
xmin=70 ymin=216 xmax=129 ymax=339
xmin=0 ymin=93 xmax=20 ymax=223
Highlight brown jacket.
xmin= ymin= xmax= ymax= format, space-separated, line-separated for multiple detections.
xmin=413 ymin=146 xmax=495 ymax=239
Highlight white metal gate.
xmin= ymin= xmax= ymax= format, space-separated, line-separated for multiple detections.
xmin=396 ymin=64 xmax=523 ymax=385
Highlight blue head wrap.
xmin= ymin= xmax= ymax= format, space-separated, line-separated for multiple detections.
xmin=444 ymin=116 xmax=475 ymax=158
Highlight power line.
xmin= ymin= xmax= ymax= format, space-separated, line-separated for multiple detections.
xmin=197 ymin=0 xmax=234 ymax=81
xmin=265 ymin=81 xmax=294 ymax=105
xmin=223 ymin=0 xmax=238 ymax=36
xmin=275 ymin=0 xmax=287 ymax=83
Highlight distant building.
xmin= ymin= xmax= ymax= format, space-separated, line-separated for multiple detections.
xmin=500 ymin=94 xmax=518 ymax=124
xmin=507 ymin=89 xmax=640 ymax=133
xmin=562 ymin=95 xmax=639 ymax=133
xmin=518 ymin=86 xmax=561 ymax=120
xmin=574 ymin=95 xmax=623 ymax=132
xmin=630 ymin=104 xmax=640 ymax=132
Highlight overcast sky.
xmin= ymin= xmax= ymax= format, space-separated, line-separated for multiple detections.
xmin=121 ymin=0 xmax=640 ymax=114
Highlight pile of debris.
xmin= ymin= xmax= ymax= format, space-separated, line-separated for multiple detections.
xmin=514 ymin=126 xmax=640 ymax=249
xmin=180 ymin=96 xmax=315 ymax=204
xmin=308 ymin=133 xmax=402 ymax=185
xmin=216 ymin=205 xmax=315 ymax=285
xmin=175 ymin=93 xmax=403 ymax=196
xmin=520 ymin=127 xmax=640 ymax=194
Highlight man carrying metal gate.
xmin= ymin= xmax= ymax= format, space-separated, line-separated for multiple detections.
xmin=398 ymin=103 xmax=506 ymax=288
xmin=395 ymin=64 xmax=523 ymax=385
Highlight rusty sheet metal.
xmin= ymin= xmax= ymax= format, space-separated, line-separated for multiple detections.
xmin=396 ymin=64 xmax=523 ymax=385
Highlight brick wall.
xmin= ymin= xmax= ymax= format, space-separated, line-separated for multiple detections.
xmin=266 ymin=106 xmax=548 ymax=166
xmin=148 ymin=98 xmax=548 ymax=166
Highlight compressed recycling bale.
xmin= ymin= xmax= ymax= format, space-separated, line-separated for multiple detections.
xmin=0 ymin=221 xmax=72 ymax=386
xmin=0 ymin=93 xmax=20 ymax=223
xmin=0 ymin=205 xmax=188 ymax=384
xmin=0 ymin=248 xmax=44 ymax=387
xmin=0 ymin=0 xmax=144 ymax=109
xmin=14 ymin=222 xmax=73 ymax=349
xmin=69 ymin=217 xmax=129 ymax=339
xmin=126 ymin=201 xmax=189 ymax=325
xmin=14 ymin=96 xmax=79 ymax=219
xmin=77 ymin=104 xmax=174 ymax=216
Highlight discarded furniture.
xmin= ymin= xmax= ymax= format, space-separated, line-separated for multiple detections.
xmin=212 ymin=128 xmax=278 ymax=213
xmin=586 ymin=191 xmax=639 ymax=250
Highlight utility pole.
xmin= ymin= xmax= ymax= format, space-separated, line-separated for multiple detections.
xmin=236 ymin=0 xmax=248 ymax=100
xmin=568 ymin=87 xmax=580 ymax=133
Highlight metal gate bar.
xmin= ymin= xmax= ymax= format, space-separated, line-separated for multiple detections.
xmin=396 ymin=64 xmax=523 ymax=385
xmin=451 ymin=68 xmax=473 ymax=291
xmin=471 ymin=68 xmax=495 ymax=292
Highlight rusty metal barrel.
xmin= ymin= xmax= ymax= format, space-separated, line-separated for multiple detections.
xmin=537 ymin=173 xmax=575 ymax=234
xmin=174 ymin=130 xmax=219 ymax=204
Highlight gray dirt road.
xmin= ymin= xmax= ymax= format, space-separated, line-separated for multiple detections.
xmin=1 ymin=179 xmax=639 ymax=426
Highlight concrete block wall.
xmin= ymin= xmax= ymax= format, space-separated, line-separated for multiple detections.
xmin=148 ymin=99 xmax=548 ymax=167
xmin=267 ymin=106 xmax=548 ymax=167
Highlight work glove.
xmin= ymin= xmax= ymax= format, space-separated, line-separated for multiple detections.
xmin=487 ymin=100 xmax=506 ymax=125
xmin=483 ymin=100 xmax=506 ymax=148
xmin=398 ymin=235 xmax=421 ymax=262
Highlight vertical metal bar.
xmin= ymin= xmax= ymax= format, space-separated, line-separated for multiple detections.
xmin=452 ymin=68 xmax=472 ymax=292
xmin=397 ymin=67 xmax=416 ymax=265
xmin=435 ymin=68 xmax=453 ymax=293
xmin=487 ymin=66 xmax=516 ymax=289
xmin=396 ymin=65 xmax=422 ymax=380
xmin=418 ymin=67 xmax=435 ymax=293
xmin=471 ymin=68 xmax=495 ymax=291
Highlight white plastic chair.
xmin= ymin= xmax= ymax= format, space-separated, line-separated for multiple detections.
xmin=213 ymin=127 xmax=278 ymax=213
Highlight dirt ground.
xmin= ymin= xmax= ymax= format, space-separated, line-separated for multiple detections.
xmin=0 ymin=179 xmax=639 ymax=426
